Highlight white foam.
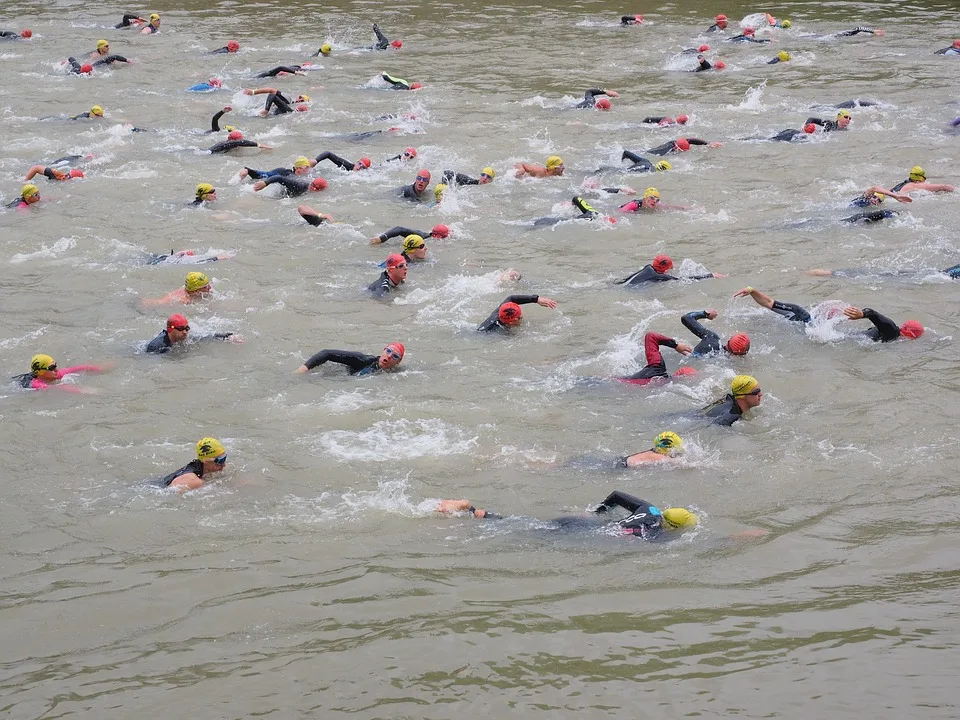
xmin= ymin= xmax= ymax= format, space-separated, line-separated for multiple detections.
xmin=310 ymin=418 xmax=479 ymax=462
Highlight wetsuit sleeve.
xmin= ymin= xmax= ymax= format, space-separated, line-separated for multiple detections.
xmin=643 ymin=332 xmax=677 ymax=368
xmin=642 ymin=117 xmax=666 ymax=124
xmin=303 ymin=349 xmax=376 ymax=372
xmin=373 ymin=24 xmax=390 ymax=49
xmin=314 ymin=151 xmax=353 ymax=170
xmin=211 ymin=46 xmax=229 ymax=54
xmin=805 ymin=117 xmax=826 ymax=126
xmin=442 ymin=171 xmax=479 ymax=185
xmin=681 ymin=311 xmax=718 ymax=341
xmin=686 ymin=138 xmax=709 ymax=146
xmin=595 ymin=490 xmax=647 ymax=514
xmin=861 ymin=308 xmax=901 ymax=342
xmin=836 ymin=27 xmax=875 ymax=36
xmin=616 ymin=265 xmax=676 ymax=285
xmin=501 ymin=294 xmax=541 ymax=306
xmin=934 ymin=48 xmax=948 ymax=55
xmin=377 ymin=226 xmax=420 ymax=242
xmin=647 ymin=141 xmax=674 ymax=156
xmin=210 ymin=139 xmax=258 ymax=153
xmin=116 ymin=13 xmax=142 ymax=27
xmin=770 ymin=300 xmax=811 ymax=323
xmin=93 ymin=54 xmax=129 ymax=66
xmin=262 ymin=175 xmax=307 ymax=195
xmin=301 ymin=212 xmax=325 ymax=226
xmin=211 ymin=109 xmax=226 ymax=132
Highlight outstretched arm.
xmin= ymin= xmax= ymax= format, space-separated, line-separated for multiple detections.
xmin=733 ymin=286 xmax=775 ymax=309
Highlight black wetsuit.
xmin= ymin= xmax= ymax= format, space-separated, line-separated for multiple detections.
xmin=314 ymin=151 xmax=357 ymax=171
xmin=842 ymin=209 xmax=897 ymax=223
xmin=574 ymin=89 xmax=611 ymax=109
xmin=805 ymin=117 xmax=843 ymax=131
xmin=616 ymin=264 xmax=714 ymax=286
xmin=399 ymin=184 xmax=427 ymax=202
xmin=300 ymin=209 xmax=327 ymax=226
xmin=681 ymin=311 xmax=723 ymax=356
xmin=533 ymin=196 xmax=599 ymax=226
xmin=477 ymin=295 xmax=542 ymax=332
xmin=591 ymin=491 xmax=667 ymax=539
xmin=69 ymin=111 xmax=98 ymax=120
xmin=648 ymin=138 xmax=710 ymax=155
xmin=834 ymin=99 xmax=880 ymax=108
xmin=256 ymin=65 xmax=303 ymax=78
xmin=45 ymin=155 xmax=85 ymax=166
xmin=92 ymin=54 xmax=129 ymax=66
xmin=934 ymin=45 xmax=960 ymax=55
xmin=620 ymin=151 xmax=656 ymax=172
xmin=302 ymin=350 xmax=381 ymax=375
xmin=372 ymin=24 xmax=392 ymax=50
xmin=442 ymin=171 xmax=481 ymax=186
xmin=114 ymin=14 xmax=143 ymax=28
xmin=381 ymin=73 xmax=414 ymax=90
xmin=211 ymin=45 xmax=233 ymax=54
xmin=210 ymin=109 xmax=229 ymax=132
xmin=209 ymin=139 xmax=259 ymax=153
xmin=770 ymin=128 xmax=807 ymax=142
xmin=699 ymin=394 xmax=744 ymax=426
xmin=890 ymin=178 xmax=912 ymax=192
xmin=767 ymin=55 xmax=785 ymax=64
xmin=642 ymin=116 xmax=676 ymax=124
xmin=374 ymin=226 xmax=431 ymax=243
xmin=769 ymin=300 xmax=811 ymax=323
xmin=694 ymin=57 xmax=713 ymax=72
xmin=368 ymin=270 xmax=402 ymax=299
xmin=263 ymin=91 xmax=294 ymax=115
xmin=942 ymin=264 xmax=960 ymax=279
xmin=858 ymin=308 xmax=903 ymax=342
xmin=620 ymin=16 xmax=642 ymax=26
xmin=258 ymin=175 xmax=312 ymax=197
xmin=66 ymin=57 xmax=87 ymax=74
xmin=727 ymin=33 xmax=771 ymax=43
xmin=1 ymin=30 xmax=24 ymax=39
xmin=144 ymin=330 xmax=232 ymax=354
xmin=834 ymin=27 xmax=880 ymax=37
xmin=705 ymin=23 xmax=724 ymax=33
xmin=158 ymin=459 xmax=204 ymax=487
xmin=244 ymin=166 xmax=293 ymax=180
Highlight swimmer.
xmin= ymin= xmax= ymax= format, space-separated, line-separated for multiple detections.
xmin=252 ymin=175 xmax=327 ymax=197
xmin=849 ymin=186 xmax=912 ymax=207
xmin=767 ymin=15 xmax=791 ymax=28
xmin=705 ymin=14 xmax=728 ymax=32
xmin=257 ymin=88 xmax=311 ymax=116
xmin=841 ymin=307 xmax=923 ymax=343
xmin=618 ymin=187 xmax=690 ymax=212
xmin=207 ymin=106 xmax=233 ymax=132
xmin=192 ymin=183 xmax=217 ymax=205
xmin=313 ymin=42 xmax=333 ymax=57
xmin=681 ymin=45 xmax=710 ymax=55
xmin=372 ymin=23 xmax=403 ymax=50
xmin=618 ymin=331 xmax=693 ymax=384
xmin=620 ymin=15 xmax=643 ymax=26
xmin=618 ymin=153 xmax=672 ymax=173
xmin=831 ymin=99 xmax=880 ymax=108
xmin=70 ymin=105 xmax=105 ymax=120
xmin=726 ymin=27 xmax=771 ymax=43
xmin=157 ymin=437 xmax=228 ymax=492
xmin=642 ymin=114 xmax=690 ymax=126
xmin=381 ymin=73 xmax=422 ymax=90
xmin=477 ymin=295 xmax=558 ymax=332
xmin=614 ymin=431 xmax=685 ymax=467
xmin=533 ymin=196 xmax=613 ymax=226
xmin=0 ymin=29 xmax=32 ymax=39
xmin=188 ymin=78 xmax=223 ymax=92
xmin=768 ymin=50 xmax=791 ymax=63
xmin=370 ymin=223 xmax=450 ymax=244
xmin=24 ymin=165 xmax=84 ymax=182
xmin=141 ymin=271 xmax=213 ymax=307
xmin=767 ymin=124 xmax=817 ymax=141
xmin=209 ymin=131 xmax=272 ymax=154
xmin=400 ymin=170 xmax=431 ymax=201
xmin=144 ymin=314 xmax=237 ymax=354
xmin=296 ymin=205 xmax=334 ymax=226
xmin=369 ymin=254 xmax=408 ymax=299
xmin=6 ymin=184 xmax=41 ymax=209
xmin=573 ymin=88 xmax=619 ymax=109
xmin=805 ymin=109 xmax=851 ymax=132
xmin=934 ymin=39 xmax=960 ymax=55
xmin=699 ymin=374 xmax=762 ymax=426
xmin=238 ymin=157 xmax=312 ymax=180
xmin=832 ymin=26 xmax=884 ymax=38
xmin=140 ymin=13 xmax=161 ymax=34
xmin=397 ymin=234 xmax=429 ymax=262
xmin=647 ymin=137 xmax=722 ymax=155
xmin=889 ymin=166 xmax=954 ymax=194
xmin=681 ymin=310 xmax=751 ymax=356
xmin=144 ymin=249 xmax=229 ymax=265
xmin=312 ymin=151 xmax=372 ymax=172
xmin=842 ymin=209 xmax=898 ymax=223
xmin=12 ymin=354 xmax=107 ymax=393
xmin=89 ymin=39 xmax=111 ymax=58
xmin=441 ymin=167 xmax=496 ymax=185
xmin=432 ymin=183 xmax=447 ymax=205
xmin=66 ymin=58 xmax=94 ymax=74
xmin=515 ymin=155 xmax=565 ymax=178
xmin=255 ymin=65 xmax=306 ymax=78
xmin=211 ymin=40 xmax=240 ymax=54
xmin=732 ymin=287 xmax=811 ymax=322
xmin=693 ymin=54 xmax=725 ymax=71
xmin=114 ymin=13 xmax=146 ymax=28
xmin=386 ymin=147 xmax=418 ymax=162
xmin=295 ymin=342 xmax=405 ymax=375
xmin=616 ymin=253 xmax=725 ymax=285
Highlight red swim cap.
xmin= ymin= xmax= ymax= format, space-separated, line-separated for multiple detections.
xmin=900 ymin=320 xmax=924 ymax=339
xmin=386 ymin=253 xmax=406 ymax=269
xmin=672 ymin=366 xmax=697 ymax=377
xmin=410 ymin=82 xmax=422 ymax=90
xmin=634 ymin=15 xmax=643 ymax=23
xmin=416 ymin=169 xmax=431 ymax=180
xmin=404 ymin=147 xmax=418 ymax=158
xmin=228 ymin=130 xmax=243 ymax=140
xmin=21 ymin=29 xmax=32 ymax=38
xmin=227 ymin=40 xmax=239 ymax=52
xmin=714 ymin=60 xmax=726 ymax=69
xmin=699 ymin=44 xmax=710 ymax=52
xmin=69 ymin=168 xmax=84 ymax=178
xmin=385 ymin=341 xmax=405 ymax=358
xmin=954 ymin=39 xmax=960 ymax=49
xmin=716 ymin=14 xmax=727 ymax=21
xmin=675 ymin=138 xmax=691 ymax=151
xmin=677 ymin=114 xmax=689 ymax=124
xmin=727 ymin=333 xmax=751 ymax=355
xmin=310 ymin=178 xmax=328 ymax=192
xmin=391 ymin=39 xmax=403 ymax=48
xmin=167 ymin=313 xmax=188 ymax=328
xmin=744 ymin=27 xmax=755 ymax=35
xmin=596 ymin=98 xmax=611 ymax=110
xmin=295 ymin=103 xmax=309 ymax=112
xmin=431 ymin=224 xmax=450 ymax=238
xmin=498 ymin=302 xmax=522 ymax=326
xmin=652 ymin=254 xmax=673 ymax=272
xmin=80 ymin=63 xmax=93 ymax=74
xmin=803 ymin=123 xmax=816 ymax=133
xmin=358 ymin=157 xmax=372 ymax=168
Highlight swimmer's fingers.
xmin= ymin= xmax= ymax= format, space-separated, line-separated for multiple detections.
xmin=537 ymin=297 xmax=558 ymax=309
xmin=675 ymin=342 xmax=694 ymax=355
xmin=843 ymin=306 xmax=864 ymax=320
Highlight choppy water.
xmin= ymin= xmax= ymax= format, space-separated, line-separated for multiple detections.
xmin=2 ymin=0 xmax=960 ymax=717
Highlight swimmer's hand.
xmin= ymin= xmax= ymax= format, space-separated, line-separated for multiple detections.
xmin=704 ymin=309 xmax=718 ymax=319
xmin=732 ymin=287 xmax=755 ymax=298
xmin=222 ymin=105 xmax=232 ymax=113
xmin=709 ymin=142 xmax=723 ymax=148
xmin=843 ymin=306 xmax=865 ymax=320
xmin=619 ymin=186 xmax=637 ymax=195
xmin=711 ymin=272 xmax=729 ymax=278
xmin=675 ymin=342 xmax=694 ymax=355
xmin=606 ymin=89 xmax=620 ymax=98
xmin=537 ymin=296 xmax=558 ymax=309
xmin=875 ymin=28 xmax=885 ymax=36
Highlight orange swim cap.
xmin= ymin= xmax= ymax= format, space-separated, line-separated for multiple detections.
xmin=21 ymin=29 xmax=32 ymax=38
xmin=677 ymin=114 xmax=689 ymax=124
xmin=80 ymin=63 xmax=93 ymax=74
xmin=228 ymin=130 xmax=243 ymax=140
xmin=498 ymin=302 xmax=522 ymax=326
xmin=310 ymin=178 xmax=328 ymax=192
xmin=675 ymin=138 xmax=691 ymax=151
xmin=431 ymin=224 xmax=450 ymax=238
xmin=900 ymin=320 xmax=923 ymax=339
xmin=714 ymin=60 xmax=726 ymax=69
xmin=410 ymin=82 xmax=422 ymax=90
xmin=596 ymin=98 xmax=611 ymax=110
xmin=727 ymin=333 xmax=751 ymax=355
xmin=69 ymin=168 xmax=84 ymax=178
xmin=652 ymin=254 xmax=673 ymax=272
xmin=804 ymin=123 xmax=816 ymax=133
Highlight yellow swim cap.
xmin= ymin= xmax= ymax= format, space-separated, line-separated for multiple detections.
xmin=778 ymin=50 xmax=791 ymax=62
xmin=663 ymin=507 xmax=699 ymax=529
xmin=320 ymin=43 xmax=332 ymax=55
xmin=869 ymin=192 xmax=884 ymax=204
xmin=298 ymin=94 xmax=311 ymax=103
xmin=653 ymin=431 xmax=683 ymax=455
xmin=909 ymin=165 xmax=926 ymax=181
xmin=434 ymin=183 xmax=447 ymax=200
xmin=196 ymin=437 xmax=226 ymax=460
xmin=293 ymin=156 xmax=311 ymax=169
xmin=97 ymin=39 xmax=109 ymax=50
xmin=185 ymin=271 xmax=209 ymax=292
xmin=22 ymin=183 xmax=39 ymax=198
xmin=31 ymin=353 xmax=56 ymax=374
xmin=403 ymin=234 xmax=425 ymax=251
xmin=481 ymin=166 xmax=496 ymax=178
xmin=223 ymin=125 xmax=236 ymax=132
xmin=149 ymin=13 xmax=160 ymax=22
xmin=837 ymin=109 xmax=852 ymax=119
xmin=643 ymin=187 xmax=660 ymax=199
xmin=655 ymin=160 xmax=672 ymax=172
xmin=731 ymin=374 xmax=759 ymax=396
xmin=780 ymin=19 xmax=791 ymax=28
xmin=195 ymin=182 xmax=215 ymax=199
xmin=545 ymin=155 xmax=563 ymax=169
xmin=90 ymin=105 xmax=104 ymax=117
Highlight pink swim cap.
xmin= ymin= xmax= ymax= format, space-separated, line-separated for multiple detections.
xmin=391 ymin=39 xmax=402 ymax=48
xmin=676 ymin=114 xmax=689 ymax=124
xmin=596 ymin=98 xmax=611 ymax=110
xmin=21 ymin=29 xmax=32 ymax=38
xmin=228 ymin=130 xmax=243 ymax=140
xmin=675 ymin=138 xmax=691 ymax=151
xmin=80 ymin=63 xmax=93 ymax=74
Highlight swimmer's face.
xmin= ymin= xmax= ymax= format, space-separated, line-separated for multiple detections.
xmin=201 ymin=190 xmax=217 ymax=202
xmin=294 ymin=166 xmax=309 ymax=176
xmin=867 ymin=194 xmax=882 ymax=206
xmin=168 ymin=324 xmax=189 ymax=343
xmin=838 ymin=115 xmax=851 ymax=129
xmin=549 ymin=164 xmax=565 ymax=176
xmin=741 ymin=388 xmax=763 ymax=408
xmin=387 ymin=261 xmax=408 ymax=283
xmin=37 ymin=367 xmax=59 ymax=381
xmin=414 ymin=174 xmax=430 ymax=192
xmin=24 ymin=192 xmax=40 ymax=205
xmin=98 ymin=44 xmax=109 ymax=54
xmin=378 ymin=347 xmax=403 ymax=369
xmin=407 ymin=246 xmax=427 ymax=260
xmin=187 ymin=284 xmax=212 ymax=297
xmin=479 ymin=173 xmax=493 ymax=185
xmin=641 ymin=196 xmax=660 ymax=210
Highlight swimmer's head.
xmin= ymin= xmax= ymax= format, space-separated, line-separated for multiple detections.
xmin=837 ymin=109 xmax=852 ymax=119
xmin=209 ymin=78 xmax=222 ymax=88
xmin=403 ymin=147 xmax=418 ymax=159
xmin=195 ymin=183 xmax=216 ymax=201
xmin=866 ymin=192 xmax=884 ymax=206
xmin=97 ymin=39 xmax=109 ymax=51
xmin=837 ymin=109 xmax=852 ymax=128
xmin=480 ymin=167 xmax=496 ymax=183
xmin=633 ymin=14 xmax=643 ymax=23
xmin=149 ymin=13 xmax=160 ymax=22
xmin=953 ymin=39 xmax=960 ymax=49
xmin=662 ymin=507 xmax=698 ymax=529
xmin=545 ymin=155 xmax=564 ymax=173
xmin=293 ymin=157 xmax=311 ymax=169
xmin=715 ymin=14 xmax=728 ymax=28
xmin=320 ymin=42 xmax=332 ymax=56
xmin=380 ymin=342 xmax=404 ymax=369
xmin=21 ymin=183 xmax=40 ymax=203
xmin=31 ymin=354 xmax=57 ymax=376
xmin=726 ymin=333 xmax=751 ymax=355
xmin=431 ymin=224 xmax=450 ymax=238
xmin=780 ymin=19 xmax=791 ymax=29
xmin=731 ymin=374 xmax=760 ymax=396
xmin=595 ymin=97 xmax=611 ymax=110
xmin=909 ymin=166 xmax=926 ymax=182
xmin=196 ymin=437 xmax=226 ymax=462
xmin=391 ymin=39 xmax=403 ymax=48
xmin=410 ymin=82 xmax=422 ymax=90
xmin=185 ymin=271 xmax=211 ymax=294
xmin=69 ymin=168 xmax=84 ymax=178
xmin=433 ymin=183 xmax=447 ymax=202
xmin=676 ymin=114 xmax=689 ymax=124
xmin=804 ymin=122 xmax=816 ymax=133
xmin=498 ymin=302 xmax=522 ymax=326
xmin=778 ymin=50 xmax=791 ymax=62
xmin=166 ymin=314 xmax=190 ymax=341
xmin=900 ymin=320 xmax=924 ymax=339
xmin=414 ymin=170 xmax=431 ymax=190
xmin=744 ymin=27 xmax=755 ymax=36
xmin=403 ymin=234 xmax=426 ymax=253
xmin=643 ymin=187 xmax=661 ymax=200
xmin=675 ymin=138 xmax=691 ymax=151
xmin=309 ymin=178 xmax=328 ymax=192
xmin=79 ymin=63 xmax=93 ymax=74
xmin=90 ymin=105 xmax=104 ymax=117
xmin=699 ymin=44 xmax=710 ymax=52
xmin=227 ymin=130 xmax=243 ymax=140
xmin=652 ymin=253 xmax=673 ymax=273
xmin=713 ymin=60 xmax=726 ymax=69
xmin=227 ymin=40 xmax=240 ymax=52
xmin=654 ymin=160 xmax=672 ymax=172
xmin=653 ymin=431 xmax=684 ymax=455
xmin=356 ymin=157 xmax=372 ymax=170
xmin=295 ymin=94 xmax=311 ymax=103
xmin=21 ymin=29 xmax=32 ymax=38
xmin=223 ymin=125 xmax=236 ymax=132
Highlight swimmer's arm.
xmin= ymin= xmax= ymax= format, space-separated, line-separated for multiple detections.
xmin=681 ymin=310 xmax=718 ymax=340
xmin=593 ymin=490 xmax=645 ymax=514
xmin=860 ymin=308 xmax=902 ymax=342
xmin=370 ymin=226 xmax=418 ymax=244
xmin=733 ymin=286 xmax=775 ymax=308
xmin=866 ymin=185 xmax=913 ymax=203
xmin=211 ymin=107 xmax=231 ymax=132
xmin=601 ymin=186 xmax=636 ymax=194
xmin=502 ymin=294 xmax=557 ymax=309
xmin=298 ymin=349 xmax=338 ymax=372
xmin=298 ymin=205 xmax=332 ymax=226
xmin=804 ymin=117 xmax=826 ymax=126
xmin=58 ymin=364 xmax=107 ymax=377
xmin=243 ymin=87 xmax=278 ymax=96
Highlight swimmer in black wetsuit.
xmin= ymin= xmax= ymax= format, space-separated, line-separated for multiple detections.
xmin=699 ymin=375 xmax=762 ymax=426
xmin=832 ymin=99 xmax=880 ymax=108
xmin=114 ymin=13 xmax=145 ymax=28
xmin=242 ymin=87 xmax=310 ymax=115
xmin=727 ymin=27 xmax=770 ymax=42
xmin=733 ymin=287 xmax=811 ymax=322
xmin=239 ymin=157 xmax=312 ymax=181
xmin=833 ymin=26 xmax=884 ymax=37
xmin=381 ymin=73 xmax=422 ymax=90
xmin=252 ymin=175 xmax=327 ymax=197
xmin=768 ymin=50 xmax=791 ymax=64
xmin=768 ymin=125 xmax=815 ymax=141
xmin=705 ymin=14 xmax=728 ymax=33
xmin=618 ymin=332 xmax=693 ymax=384
xmin=841 ymin=307 xmax=924 ymax=342
xmin=693 ymin=55 xmax=725 ymax=72
xmin=533 ymin=196 xmax=607 ymax=226
xmin=66 ymin=57 xmax=93 ymax=75
xmin=642 ymin=114 xmax=689 ymax=125
xmin=156 ymin=437 xmax=228 ymax=492
xmin=295 ymin=342 xmax=405 ymax=375
xmin=143 ymin=314 xmax=235 ymax=355
xmin=620 ymin=15 xmax=643 ymax=26
xmin=806 ymin=109 xmax=851 ymax=132
xmin=573 ymin=88 xmax=619 ymax=109
xmin=92 ymin=53 xmax=132 ymax=67
xmin=618 ymin=152 xmax=672 ymax=173
xmin=842 ymin=209 xmax=897 ymax=223
xmin=313 ymin=42 xmax=332 ymax=57
xmin=442 ymin=167 xmax=496 ymax=185
xmin=934 ymin=40 xmax=960 ymax=55
xmin=477 ymin=295 xmax=558 ymax=332
xmin=212 ymin=40 xmax=240 ymax=54
xmin=372 ymin=23 xmax=402 ymax=50
xmin=369 ymin=223 xmax=450 ymax=244
xmin=616 ymin=254 xmax=725 ymax=285
xmin=400 ymin=170 xmax=431 ymax=202
xmin=647 ymin=137 xmax=721 ymax=155
xmin=312 ymin=151 xmax=372 ymax=171
xmin=255 ymin=65 xmax=305 ymax=78
xmin=208 ymin=106 xmax=234 ymax=133
xmin=1 ymin=29 xmax=32 ymax=39
xmin=681 ymin=310 xmax=750 ymax=356
xmin=209 ymin=131 xmax=272 ymax=153
xmin=369 ymin=254 xmax=408 ymax=299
